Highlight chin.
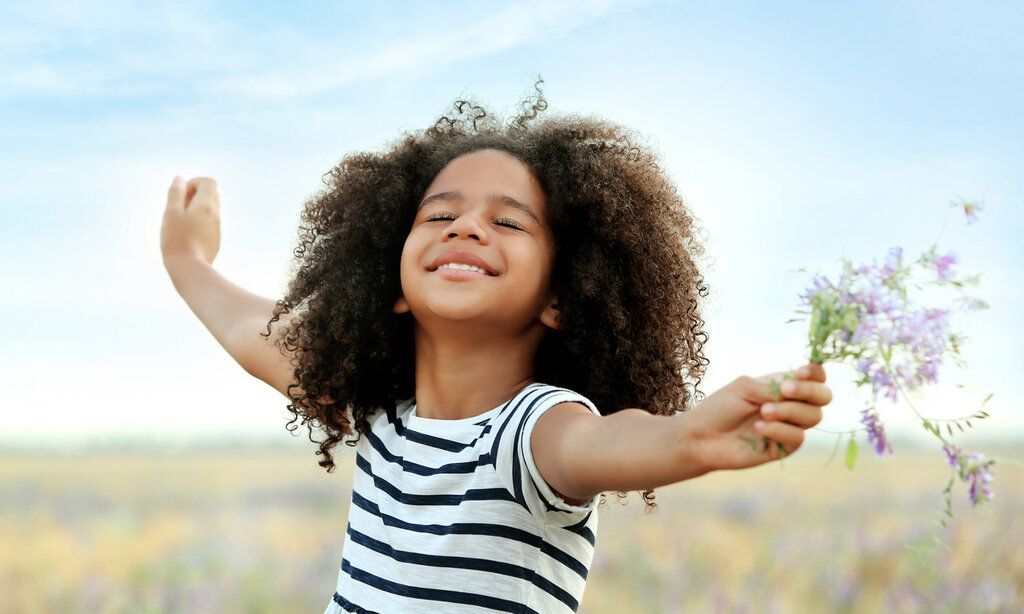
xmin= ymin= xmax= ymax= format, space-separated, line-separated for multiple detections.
xmin=411 ymin=298 xmax=508 ymax=324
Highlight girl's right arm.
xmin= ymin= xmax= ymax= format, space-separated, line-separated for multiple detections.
xmin=161 ymin=176 xmax=299 ymax=399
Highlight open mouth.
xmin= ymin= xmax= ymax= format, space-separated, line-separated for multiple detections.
xmin=429 ymin=266 xmax=496 ymax=280
xmin=427 ymin=264 xmax=497 ymax=277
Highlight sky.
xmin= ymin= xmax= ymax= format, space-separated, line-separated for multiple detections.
xmin=1 ymin=0 xmax=1021 ymax=452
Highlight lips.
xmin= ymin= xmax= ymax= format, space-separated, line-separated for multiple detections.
xmin=426 ymin=249 xmax=498 ymax=276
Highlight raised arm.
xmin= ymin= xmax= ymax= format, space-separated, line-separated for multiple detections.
xmin=163 ymin=254 xmax=299 ymax=398
xmin=161 ymin=176 xmax=300 ymax=399
xmin=531 ymin=366 xmax=831 ymax=501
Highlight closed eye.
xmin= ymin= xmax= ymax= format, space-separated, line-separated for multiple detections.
xmin=424 ymin=212 xmax=525 ymax=230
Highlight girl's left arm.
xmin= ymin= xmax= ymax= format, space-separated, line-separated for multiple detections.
xmin=531 ymin=365 xmax=830 ymax=501
xmin=531 ymin=407 xmax=712 ymax=501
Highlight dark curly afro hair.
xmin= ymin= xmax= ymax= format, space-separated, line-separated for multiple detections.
xmin=262 ymin=77 xmax=710 ymax=511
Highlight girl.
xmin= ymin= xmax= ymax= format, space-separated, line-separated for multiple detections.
xmin=161 ymin=80 xmax=832 ymax=613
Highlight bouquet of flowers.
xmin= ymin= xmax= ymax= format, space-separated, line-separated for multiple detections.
xmin=784 ymin=197 xmax=994 ymax=524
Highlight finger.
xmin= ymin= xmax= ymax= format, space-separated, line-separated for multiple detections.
xmin=753 ymin=370 xmax=792 ymax=386
xmin=185 ymin=178 xmax=220 ymax=212
xmin=187 ymin=176 xmax=218 ymax=191
xmin=753 ymin=420 xmax=804 ymax=453
xmin=750 ymin=371 xmax=797 ymax=403
xmin=796 ymin=363 xmax=827 ymax=382
xmin=760 ymin=401 xmax=823 ymax=429
xmin=167 ymin=176 xmax=186 ymax=210
xmin=777 ymin=380 xmax=832 ymax=406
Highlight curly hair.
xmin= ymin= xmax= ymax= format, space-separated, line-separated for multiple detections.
xmin=261 ymin=77 xmax=710 ymax=512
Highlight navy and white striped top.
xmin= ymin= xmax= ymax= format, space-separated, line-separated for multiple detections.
xmin=324 ymin=382 xmax=602 ymax=614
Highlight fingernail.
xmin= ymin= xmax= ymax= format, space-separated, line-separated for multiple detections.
xmin=755 ymin=420 xmax=766 ymax=430
xmin=782 ymin=381 xmax=797 ymax=394
xmin=762 ymin=403 xmax=776 ymax=415
xmin=173 ymin=175 xmax=183 ymax=184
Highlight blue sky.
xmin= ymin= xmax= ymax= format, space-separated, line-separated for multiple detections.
xmin=1 ymin=0 xmax=1021 ymax=450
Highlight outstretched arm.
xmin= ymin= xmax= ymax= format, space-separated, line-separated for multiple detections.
xmin=162 ymin=176 xmax=299 ymax=399
xmin=531 ymin=364 xmax=831 ymax=501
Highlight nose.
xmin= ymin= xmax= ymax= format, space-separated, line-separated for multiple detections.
xmin=441 ymin=213 xmax=489 ymax=243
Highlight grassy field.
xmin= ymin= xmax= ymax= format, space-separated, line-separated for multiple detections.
xmin=1 ymin=443 xmax=1020 ymax=613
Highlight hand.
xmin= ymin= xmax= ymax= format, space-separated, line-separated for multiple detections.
xmin=161 ymin=176 xmax=222 ymax=266
xmin=687 ymin=363 xmax=831 ymax=471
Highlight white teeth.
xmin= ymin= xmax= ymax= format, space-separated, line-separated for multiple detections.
xmin=438 ymin=262 xmax=487 ymax=274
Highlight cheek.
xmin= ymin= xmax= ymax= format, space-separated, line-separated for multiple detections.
xmin=398 ymin=235 xmax=419 ymax=287
xmin=509 ymin=246 xmax=550 ymax=288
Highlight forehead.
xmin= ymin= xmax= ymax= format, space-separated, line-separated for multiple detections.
xmin=426 ymin=149 xmax=548 ymax=218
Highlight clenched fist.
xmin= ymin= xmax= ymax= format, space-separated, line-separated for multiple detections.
xmin=688 ymin=363 xmax=832 ymax=470
xmin=161 ymin=176 xmax=221 ymax=266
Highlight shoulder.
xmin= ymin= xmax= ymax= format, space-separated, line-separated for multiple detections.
xmin=514 ymin=383 xmax=600 ymax=414
xmin=506 ymin=384 xmax=601 ymax=433
xmin=542 ymin=401 xmax=598 ymax=424
xmin=520 ymin=384 xmax=603 ymax=451
xmin=550 ymin=400 xmax=595 ymax=413
xmin=493 ymin=383 xmax=601 ymax=438
xmin=532 ymin=401 xmax=601 ymax=445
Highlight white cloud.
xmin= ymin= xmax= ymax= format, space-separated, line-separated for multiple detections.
xmin=1 ymin=0 xmax=255 ymax=97
xmin=211 ymin=0 xmax=646 ymax=100
xmin=1 ymin=0 xmax=646 ymax=101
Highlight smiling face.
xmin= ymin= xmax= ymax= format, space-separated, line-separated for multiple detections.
xmin=392 ymin=148 xmax=561 ymax=332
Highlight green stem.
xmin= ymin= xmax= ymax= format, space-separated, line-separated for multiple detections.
xmin=879 ymin=363 xmax=953 ymax=448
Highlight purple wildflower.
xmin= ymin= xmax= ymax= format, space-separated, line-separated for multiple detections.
xmin=962 ymin=202 xmax=982 ymax=224
xmin=800 ymin=274 xmax=833 ymax=303
xmin=942 ymin=443 xmax=995 ymax=506
xmin=950 ymin=197 xmax=983 ymax=224
xmin=794 ymin=207 xmax=992 ymax=512
xmin=942 ymin=443 xmax=959 ymax=469
xmin=918 ymin=359 xmax=940 ymax=385
xmin=881 ymin=246 xmax=903 ymax=278
xmin=860 ymin=406 xmax=893 ymax=457
xmin=932 ymin=250 xmax=958 ymax=282
xmin=964 ymin=452 xmax=995 ymax=504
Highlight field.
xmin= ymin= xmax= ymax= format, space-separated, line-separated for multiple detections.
xmin=1 ymin=443 xmax=1020 ymax=613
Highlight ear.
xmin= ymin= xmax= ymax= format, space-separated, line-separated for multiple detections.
xmin=538 ymin=292 xmax=562 ymax=330
xmin=392 ymin=294 xmax=410 ymax=314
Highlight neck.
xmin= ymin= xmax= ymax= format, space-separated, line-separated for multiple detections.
xmin=411 ymin=319 xmax=549 ymax=420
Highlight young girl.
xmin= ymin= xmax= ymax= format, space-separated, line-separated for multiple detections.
xmin=161 ymin=80 xmax=832 ymax=613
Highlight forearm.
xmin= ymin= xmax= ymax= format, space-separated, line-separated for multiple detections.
xmin=163 ymin=254 xmax=279 ymax=373
xmin=563 ymin=408 xmax=713 ymax=497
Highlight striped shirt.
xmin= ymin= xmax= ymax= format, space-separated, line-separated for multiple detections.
xmin=324 ymin=382 xmax=602 ymax=614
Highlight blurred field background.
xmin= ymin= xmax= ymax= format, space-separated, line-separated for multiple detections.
xmin=1 ymin=442 xmax=1020 ymax=614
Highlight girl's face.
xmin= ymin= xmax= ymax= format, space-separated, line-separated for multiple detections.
xmin=392 ymin=148 xmax=561 ymax=332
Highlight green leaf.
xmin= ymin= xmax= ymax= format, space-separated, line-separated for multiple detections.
xmin=845 ymin=437 xmax=859 ymax=471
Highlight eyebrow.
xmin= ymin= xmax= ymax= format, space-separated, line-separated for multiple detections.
xmin=417 ymin=190 xmax=541 ymax=224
